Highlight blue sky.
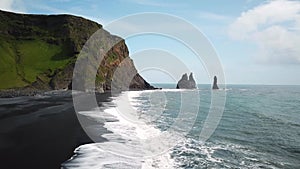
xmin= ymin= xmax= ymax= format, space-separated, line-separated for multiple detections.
xmin=1 ymin=0 xmax=300 ymax=85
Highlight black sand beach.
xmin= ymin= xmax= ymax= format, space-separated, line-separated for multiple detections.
xmin=0 ymin=92 xmax=111 ymax=169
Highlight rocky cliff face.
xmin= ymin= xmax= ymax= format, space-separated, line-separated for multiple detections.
xmin=0 ymin=10 xmax=153 ymax=92
xmin=176 ymin=73 xmax=197 ymax=89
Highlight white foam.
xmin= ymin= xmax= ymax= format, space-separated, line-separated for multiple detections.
xmin=142 ymin=153 xmax=174 ymax=169
xmin=102 ymin=107 xmax=160 ymax=140
xmin=160 ymin=89 xmax=198 ymax=92
xmin=63 ymin=91 xmax=175 ymax=169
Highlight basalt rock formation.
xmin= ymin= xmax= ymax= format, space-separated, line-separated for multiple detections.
xmin=0 ymin=10 xmax=154 ymax=92
xmin=212 ymin=76 xmax=219 ymax=90
xmin=176 ymin=73 xmax=196 ymax=89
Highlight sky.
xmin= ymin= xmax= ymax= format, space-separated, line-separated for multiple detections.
xmin=0 ymin=0 xmax=300 ymax=85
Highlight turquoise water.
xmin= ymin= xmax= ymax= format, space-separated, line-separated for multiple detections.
xmin=64 ymin=85 xmax=300 ymax=168
xmin=134 ymin=85 xmax=300 ymax=168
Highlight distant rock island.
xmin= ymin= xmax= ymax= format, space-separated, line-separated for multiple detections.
xmin=0 ymin=10 xmax=154 ymax=96
xmin=176 ymin=73 xmax=196 ymax=89
xmin=212 ymin=76 xmax=219 ymax=90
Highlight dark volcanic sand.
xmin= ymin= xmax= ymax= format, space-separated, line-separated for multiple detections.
xmin=0 ymin=91 xmax=112 ymax=169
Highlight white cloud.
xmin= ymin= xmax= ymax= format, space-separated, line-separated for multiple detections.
xmin=0 ymin=0 xmax=15 ymax=11
xmin=0 ymin=0 xmax=25 ymax=12
xmin=228 ymin=0 xmax=300 ymax=64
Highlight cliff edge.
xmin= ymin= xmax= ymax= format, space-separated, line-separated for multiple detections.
xmin=0 ymin=10 xmax=154 ymax=93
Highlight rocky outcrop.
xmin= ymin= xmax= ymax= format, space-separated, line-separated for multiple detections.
xmin=50 ymin=63 xmax=74 ymax=90
xmin=212 ymin=76 xmax=219 ymax=90
xmin=176 ymin=73 xmax=197 ymax=89
xmin=0 ymin=10 xmax=154 ymax=92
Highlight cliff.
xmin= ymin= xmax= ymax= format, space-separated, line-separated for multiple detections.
xmin=176 ymin=73 xmax=196 ymax=89
xmin=0 ymin=10 xmax=154 ymax=92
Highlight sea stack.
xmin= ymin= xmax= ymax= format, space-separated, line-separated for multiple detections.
xmin=176 ymin=73 xmax=196 ymax=89
xmin=189 ymin=73 xmax=196 ymax=89
xmin=212 ymin=76 xmax=219 ymax=90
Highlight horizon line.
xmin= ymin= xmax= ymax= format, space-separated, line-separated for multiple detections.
xmin=150 ymin=83 xmax=300 ymax=86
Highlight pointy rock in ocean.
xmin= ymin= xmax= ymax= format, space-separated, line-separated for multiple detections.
xmin=176 ymin=73 xmax=197 ymax=89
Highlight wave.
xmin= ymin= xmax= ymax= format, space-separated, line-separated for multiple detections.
xmin=62 ymin=91 xmax=175 ymax=169
xmin=171 ymin=138 xmax=284 ymax=169
xmin=62 ymin=86 xmax=300 ymax=169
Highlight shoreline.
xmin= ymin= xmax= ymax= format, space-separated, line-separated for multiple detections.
xmin=0 ymin=92 xmax=112 ymax=169
xmin=0 ymin=87 xmax=162 ymax=98
xmin=0 ymin=88 xmax=46 ymax=98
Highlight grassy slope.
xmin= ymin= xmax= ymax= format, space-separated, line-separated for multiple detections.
xmin=0 ymin=39 xmax=26 ymax=88
xmin=0 ymin=10 xmax=101 ymax=90
xmin=0 ymin=38 xmax=71 ymax=89
xmin=0 ymin=10 xmax=130 ymax=90
xmin=18 ymin=40 xmax=71 ymax=82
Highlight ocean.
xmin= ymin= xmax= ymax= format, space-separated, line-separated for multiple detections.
xmin=61 ymin=84 xmax=300 ymax=169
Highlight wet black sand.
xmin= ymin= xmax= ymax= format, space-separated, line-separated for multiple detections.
xmin=0 ymin=92 xmax=112 ymax=169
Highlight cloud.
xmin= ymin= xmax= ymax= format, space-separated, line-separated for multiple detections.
xmin=0 ymin=0 xmax=14 ymax=11
xmin=228 ymin=0 xmax=300 ymax=64
xmin=0 ymin=0 xmax=26 ymax=12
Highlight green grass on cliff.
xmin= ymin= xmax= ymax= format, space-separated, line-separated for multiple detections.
xmin=0 ymin=10 xmax=125 ymax=90
xmin=0 ymin=38 xmax=72 ymax=89
xmin=0 ymin=39 xmax=27 ymax=88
